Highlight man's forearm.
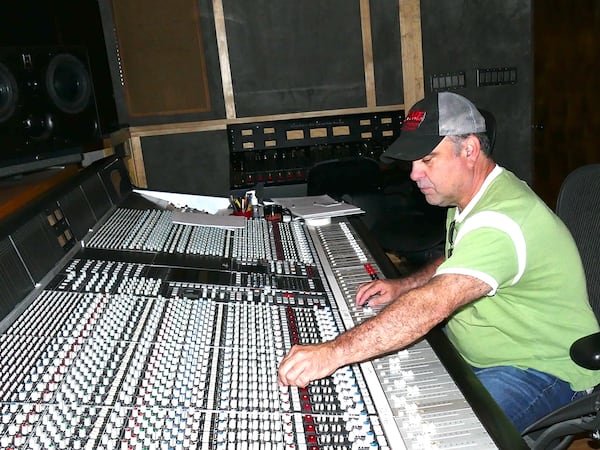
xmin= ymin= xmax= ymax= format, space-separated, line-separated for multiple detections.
xmin=278 ymin=273 xmax=491 ymax=387
xmin=334 ymin=270 xmax=487 ymax=368
xmin=334 ymin=278 xmax=448 ymax=366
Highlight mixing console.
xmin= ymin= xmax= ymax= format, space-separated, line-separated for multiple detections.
xmin=0 ymin=157 xmax=527 ymax=449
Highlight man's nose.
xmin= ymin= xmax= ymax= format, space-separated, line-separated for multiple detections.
xmin=410 ymin=161 xmax=423 ymax=181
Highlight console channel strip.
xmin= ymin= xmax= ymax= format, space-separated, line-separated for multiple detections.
xmin=307 ymin=220 xmax=497 ymax=449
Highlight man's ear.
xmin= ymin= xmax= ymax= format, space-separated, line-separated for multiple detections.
xmin=464 ymin=135 xmax=481 ymax=160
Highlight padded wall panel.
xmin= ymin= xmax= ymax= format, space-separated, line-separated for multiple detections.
xmin=370 ymin=0 xmax=404 ymax=106
xmin=224 ymin=0 xmax=366 ymax=117
xmin=99 ymin=0 xmax=225 ymax=126
xmin=111 ymin=0 xmax=210 ymax=116
xmin=142 ymin=130 xmax=230 ymax=196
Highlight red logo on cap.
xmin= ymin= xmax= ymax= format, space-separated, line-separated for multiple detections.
xmin=402 ymin=110 xmax=426 ymax=131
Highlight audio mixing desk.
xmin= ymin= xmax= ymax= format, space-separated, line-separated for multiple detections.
xmin=0 ymin=156 xmax=527 ymax=449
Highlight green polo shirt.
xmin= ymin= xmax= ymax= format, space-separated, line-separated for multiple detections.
xmin=436 ymin=165 xmax=600 ymax=391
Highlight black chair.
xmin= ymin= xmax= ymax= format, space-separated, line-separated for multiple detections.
xmin=306 ymin=157 xmax=385 ymax=229
xmin=373 ymin=109 xmax=495 ymax=266
xmin=479 ymin=108 xmax=497 ymax=152
xmin=307 ymin=156 xmax=446 ymax=266
xmin=369 ymin=181 xmax=446 ymax=267
xmin=306 ymin=156 xmax=382 ymax=199
xmin=522 ymin=164 xmax=600 ymax=449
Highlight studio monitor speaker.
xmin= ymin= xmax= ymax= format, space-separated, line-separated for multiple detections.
xmin=0 ymin=46 xmax=100 ymax=159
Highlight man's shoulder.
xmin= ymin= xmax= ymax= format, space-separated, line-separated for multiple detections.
xmin=474 ymin=169 xmax=542 ymax=218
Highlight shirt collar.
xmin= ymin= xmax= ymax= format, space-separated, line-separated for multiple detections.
xmin=455 ymin=164 xmax=502 ymax=222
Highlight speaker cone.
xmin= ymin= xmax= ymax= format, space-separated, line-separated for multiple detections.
xmin=0 ymin=62 xmax=19 ymax=124
xmin=45 ymin=53 xmax=92 ymax=115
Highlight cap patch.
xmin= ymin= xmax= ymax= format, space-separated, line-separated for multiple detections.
xmin=402 ymin=110 xmax=426 ymax=132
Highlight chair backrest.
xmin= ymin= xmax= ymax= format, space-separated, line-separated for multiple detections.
xmin=306 ymin=156 xmax=382 ymax=198
xmin=556 ymin=164 xmax=600 ymax=319
xmin=478 ymin=108 xmax=497 ymax=152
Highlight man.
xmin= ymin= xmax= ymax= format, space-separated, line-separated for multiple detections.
xmin=277 ymin=91 xmax=600 ymax=432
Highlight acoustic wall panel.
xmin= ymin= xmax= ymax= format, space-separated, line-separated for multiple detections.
xmin=99 ymin=0 xmax=225 ymax=126
xmin=141 ymin=130 xmax=230 ymax=196
xmin=224 ymin=0 xmax=367 ymax=117
xmin=420 ymin=0 xmax=532 ymax=182
xmin=370 ymin=0 xmax=404 ymax=106
xmin=111 ymin=0 xmax=210 ymax=116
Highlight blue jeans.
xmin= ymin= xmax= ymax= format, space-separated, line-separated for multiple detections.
xmin=472 ymin=365 xmax=586 ymax=433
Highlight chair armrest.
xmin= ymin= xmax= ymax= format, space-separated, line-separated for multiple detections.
xmin=570 ymin=331 xmax=600 ymax=370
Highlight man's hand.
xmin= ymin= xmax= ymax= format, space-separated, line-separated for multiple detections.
xmin=277 ymin=342 xmax=339 ymax=387
xmin=355 ymin=279 xmax=408 ymax=308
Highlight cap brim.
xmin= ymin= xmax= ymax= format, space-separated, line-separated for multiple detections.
xmin=380 ymin=134 xmax=444 ymax=163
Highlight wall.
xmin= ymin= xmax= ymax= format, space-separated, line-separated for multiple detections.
xmin=420 ymin=0 xmax=533 ymax=182
xmin=97 ymin=0 xmax=423 ymax=194
xmin=99 ymin=0 xmax=412 ymax=126
xmin=1 ymin=1 xmax=536 ymax=195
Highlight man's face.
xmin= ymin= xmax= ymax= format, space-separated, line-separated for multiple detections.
xmin=409 ymin=136 xmax=469 ymax=208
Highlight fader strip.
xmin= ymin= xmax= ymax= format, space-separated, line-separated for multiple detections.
xmin=307 ymin=221 xmax=497 ymax=449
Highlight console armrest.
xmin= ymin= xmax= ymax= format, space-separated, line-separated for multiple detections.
xmin=570 ymin=331 xmax=600 ymax=370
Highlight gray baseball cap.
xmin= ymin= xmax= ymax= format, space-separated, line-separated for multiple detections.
xmin=381 ymin=92 xmax=486 ymax=162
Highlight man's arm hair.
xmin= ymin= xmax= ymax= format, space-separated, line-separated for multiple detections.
xmin=334 ymin=272 xmax=490 ymax=367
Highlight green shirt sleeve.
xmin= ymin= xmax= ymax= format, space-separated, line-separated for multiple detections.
xmin=437 ymin=211 xmax=523 ymax=295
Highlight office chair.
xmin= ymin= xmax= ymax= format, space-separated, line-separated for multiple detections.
xmin=306 ymin=156 xmax=382 ymax=199
xmin=306 ymin=156 xmax=385 ymax=229
xmin=522 ymin=164 xmax=600 ymax=450
xmin=305 ymin=109 xmax=498 ymax=268
xmin=479 ymin=108 xmax=497 ymax=152
xmin=369 ymin=180 xmax=446 ymax=267
xmin=307 ymin=156 xmax=446 ymax=266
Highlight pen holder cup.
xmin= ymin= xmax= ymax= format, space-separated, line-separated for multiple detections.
xmin=232 ymin=210 xmax=252 ymax=218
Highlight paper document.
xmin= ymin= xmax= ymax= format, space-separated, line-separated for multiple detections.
xmin=271 ymin=195 xmax=364 ymax=220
